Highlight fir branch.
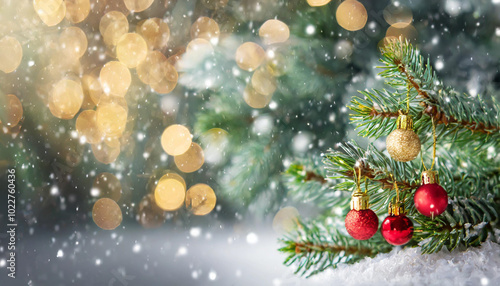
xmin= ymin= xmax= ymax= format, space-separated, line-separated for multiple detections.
xmin=381 ymin=40 xmax=500 ymax=134
xmin=279 ymin=220 xmax=392 ymax=277
xmin=414 ymin=197 xmax=499 ymax=254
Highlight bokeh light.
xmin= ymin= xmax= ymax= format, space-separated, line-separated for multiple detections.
xmin=116 ymin=33 xmax=148 ymax=68
xmin=243 ymin=84 xmax=272 ymax=109
xmin=99 ymin=11 xmax=129 ymax=47
xmin=185 ymin=184 xmax=216 ymax=216
xmin=75 ymin=110 xmax=104 ymax=144
xmin=136 ymin=18 xmax=170 ymax=50
xmin=259 ymin=19 xmax=290 ymax=45
xmin=92 ymin=172 xmax=122 ymax=202
xmin=252 ymin=66 xmax=277 ymax=96
xmin=92 ymin=198 xmax=123 ymax=230
xmin=386 ymin=23 xmax=418 ymax=43
xmin=154 ymin=177 xmax=186 ymax=211
xmin=190 ymin=17 xmax=220 ymax=43
xmin=82 ymin=74 xmax=104 ymax=105
xmin=272 ymin=206 xmax=300 ymax=234
xmin=123 ymin=0 xmax=154 ymax=12
xmin=307 ymin=0 xmax=331 ymax=7
xmin=174 ymin=143 xmax=205 ymax=173
xmin=137 ymin=51 xmax=169 ymax=85
xmin=65 ymin=0 xmax=90 ymax=23
xmin=96 ymin=98 xmax=128 ymax=138
xmin=0 ymin=36 xmax=23 ymax=73
xmin=59 ymin=27 xmax=88 ymax=59
xmin=383 ymin=3 xmax=413 ymax=25
xmin=91 ymin=137 xmax=121 ymax=164
xmin=161 ymin=124 xmax=193 ymax=156
xmin=235 ymin=42 xmax=266 ymax=71
xmin=336 ymin=0 xmax=368 ymax=31
xmin=99 ymin=61 xmax=131 ymax=97
xmin=0 ymin=94 xmax=23 ymax=127
xmin=33 ymin=0 xmax=66 ymax=27
xmin=49 ymin=78 xmax=84 ymax=119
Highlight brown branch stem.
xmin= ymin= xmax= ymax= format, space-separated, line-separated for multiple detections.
xmin=394 ymin=60 xmax=499 ymax=135
xmin=293 ymin=242 xmax=374 ymax=256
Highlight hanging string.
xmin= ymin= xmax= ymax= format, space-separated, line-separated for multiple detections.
xmin=390 ymin=174 xmax=400 ymax=203
xmin=406 ymin=81 xmax=411 ymax=114
xmin=355 ymin=166 xmax=362 ymax=192
xmin=421 ymin=117 xmax=437 ymax=171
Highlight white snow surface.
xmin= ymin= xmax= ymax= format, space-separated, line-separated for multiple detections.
xmin=309 ymin=241 xmax=500 ymax=286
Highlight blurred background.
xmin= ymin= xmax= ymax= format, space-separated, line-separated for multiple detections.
xmin=1 ymin=0 xmax=500 ymax=285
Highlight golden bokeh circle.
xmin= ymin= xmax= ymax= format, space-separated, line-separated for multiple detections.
xmin=49 ymin=79 xmax=84 ymax=119
xmin=136 ymin=18 xmax=170 ymax=50
xmin=92 ymin=198 xmax=122 ymax=230
xmin=65 ymin=0 xmax=90 ymax=23
xmin=251 ymin=66 xmax=277 ymax=96
xmin=76 ymin=110 xmax=104 ymax=144
xmin=93 ymin=172 xmax=122 ymax=202
xmin=150 ymin=60 xmax=178 ymax=94
xmin=116 ymin=33 xmax=148 ymax=68
xmin=307 ymin=0 xmax=331 ymax=7
xmin=243 ymin=84 xmax=272 ymax=109
xmin=82 ymin=74 xmax=104 ymax=105
xmin=0 ymin=94 xmax=23 ymax=127
xmin=235 ymin=42 xmax=266 ymax=71
xmin=174 ymin=143 xmax=205 ymax=173
xmin=161 ymin=124 xmax=192 ymax=156
xmin=185 ymin=184 xmax=216 ymax=216
xmin=0 ymin=36 xmax=23 ymax=73
xmin=99 ymin=11 xmax=129 ymax=47
xmin=137 ymin=51 xmax=169 ymax=85
xmin=259 ymin=19 xmax=290 ymax=45
xmin=336 ymin=0 xmax=368 ymax=31
xmin=190 ymin=17 xmax=220 ymax=42
xmin=154 ymin=178 xmax=186 ymax=211
xmin=59 ymin=27 xmax=88 ymax=59
xmin=123 ymin=0 xmax=154 ymax=12
xmin=33 ymin=0 xmax=66 ymax=27
xmin=386 ymin=23 xmax=418 ymax=42
xmin=272 ymin=206 xmax=300 ymax=234
xmin=157 ymin=172 xmax=186 ymax=190
xmin=91 ymin=138 xmax=121 ymax=164
xmin=383 ymin=3 xmax=413 ymax=25
xmin=96 ymin=101 xmax=128 ymax=137
xmin=100 ymin=61 xmax=131 ymax=97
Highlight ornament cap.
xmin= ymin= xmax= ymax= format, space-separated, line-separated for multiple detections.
xmin=421 ymin=170 xmax=439 ymax=185
xmin=396 ymin=114 xmax=414 ymax=130
xmin=350 ymin=191 xmax=369 ymax=211
xmin=388 ymin=201 xmax=405 ymax=216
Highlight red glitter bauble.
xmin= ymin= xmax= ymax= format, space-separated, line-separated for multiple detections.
xmin=381 ymin=215 xmax=413 ymax=245
xmin=414 ymin=183 xmax=448 ymax=217
xmin=345 ymin=209 xmax=379 ymax=240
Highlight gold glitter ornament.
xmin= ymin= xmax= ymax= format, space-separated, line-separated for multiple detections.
xmin=386 ymin=114 xmax=421 ymax=162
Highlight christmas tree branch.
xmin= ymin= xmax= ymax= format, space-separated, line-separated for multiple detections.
xmin=279 ymin=220 xmax=392 ymax=277
xmin=414 ymin=197 xmax=499 ymax=254
xmin=350 ymin=40 xmax=500 ymax=146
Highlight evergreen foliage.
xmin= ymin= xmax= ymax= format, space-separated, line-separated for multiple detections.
xmin=279 ymin=40 xmax=500 ymax=276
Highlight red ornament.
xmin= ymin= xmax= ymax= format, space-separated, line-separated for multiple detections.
xmin=345 ymin=209 xmax=379 ymax=240
xmin=414 ymin=171 xmax=448 ymax=217
xmin=345 ymin=191 xmax=379 ymax=240
xmin=381 ymin=214 xmax=413 ymax=245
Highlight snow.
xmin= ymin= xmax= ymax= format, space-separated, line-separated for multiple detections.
xmin=310 ymin=241 xmax=500 ymax=286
